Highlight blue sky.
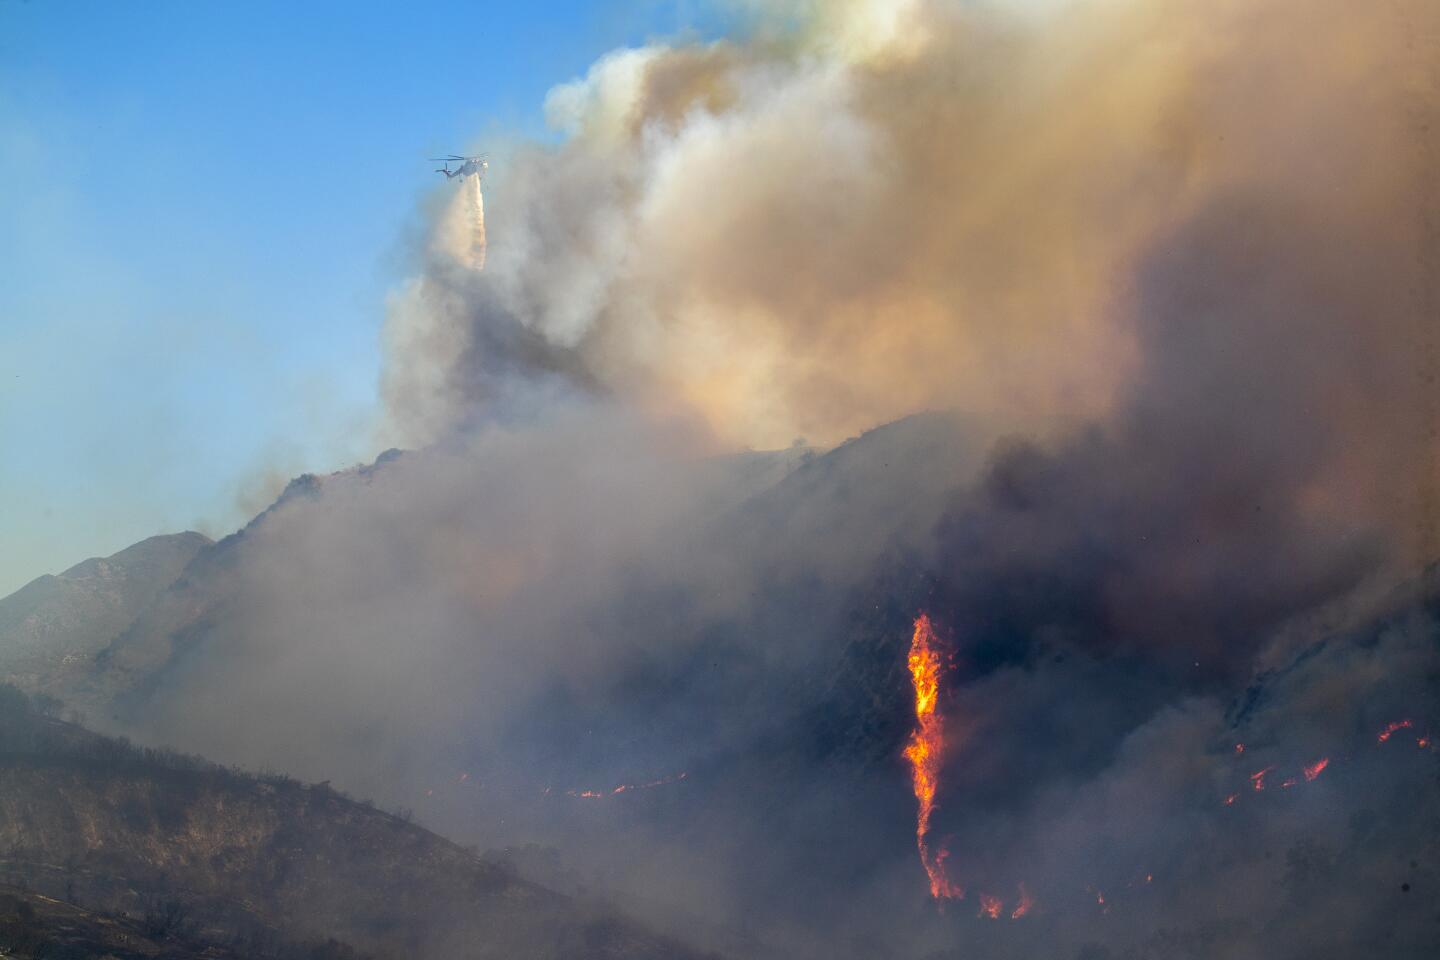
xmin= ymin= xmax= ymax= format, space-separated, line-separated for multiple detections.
xmin=0 ymin=0 xmax=736 ymax=595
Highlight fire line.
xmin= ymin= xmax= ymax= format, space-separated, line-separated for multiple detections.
xmin=903 ymin=613 xmax=963 ymax=900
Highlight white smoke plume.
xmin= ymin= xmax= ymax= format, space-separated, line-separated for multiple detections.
xmin=380 ymin=0 xmax=1439 ymax=566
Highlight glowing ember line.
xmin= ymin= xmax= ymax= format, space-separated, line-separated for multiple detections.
xmin=1378 ymin=719 xmax=1414 ymax=743
xmin=1250 ymin=767 xmax=1274 ymax=791
xmin=1010 ymin=882 xmax=1034 ymax=919
xmin=565 ymin=771 xmax=688 ymax=800
xmin=903 ymin=613 xmax=963 ymax=899
xmin=1303 ymin=757 xmax=1329 ymax=781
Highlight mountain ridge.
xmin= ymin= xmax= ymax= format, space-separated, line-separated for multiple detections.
xmin=0 ymin=532 xmax=212 ymax=701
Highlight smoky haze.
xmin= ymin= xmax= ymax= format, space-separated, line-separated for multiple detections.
xmin=90 ymin=0 xmax=1440 ymax=957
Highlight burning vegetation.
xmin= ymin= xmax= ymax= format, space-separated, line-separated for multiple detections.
xmin=901 ymin=614 xmax=1038 ymax=921
xmin=1378 ymin=719 xmax=1414 ymax=743
xmin=566 ymin=772 xmax=688 ymax=799
xmin=899 ymin=612 xmax=1434 ymax=930
xmin=902 ymin=614 xmax=963 ymax=901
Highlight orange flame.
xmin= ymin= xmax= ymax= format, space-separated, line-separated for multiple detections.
xmin=1011 ymin=882 xmax=1034 ymax=919
xmin=1379 ymin=719 xmax=1414 ymax=743
xmin=565 ymin=771 xmax=688 ymax=800
xmin=903 ymin=613 xmax=963 ymax=899
xmin=978 ymin=894 xmax=1002 ymax=919
xmin=1303 ymin=757 xmax=1329 ymax=781
xmin=1250 ymin=767 xmax=1273 ymax=791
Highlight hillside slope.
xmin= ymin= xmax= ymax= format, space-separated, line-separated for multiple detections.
xmin=2 ymin=445 xmax=823 ymax=743
xmin=0 ymin=533 xmax=212 ymax=697
xmin=0 ymin=686 xmax=714 ymax=960
xmin=0 ymin=882 xmax=332 ymax=960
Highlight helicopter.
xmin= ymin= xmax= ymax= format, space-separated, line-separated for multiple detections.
xmin=430 ymin=154 xmax=489 ymax=181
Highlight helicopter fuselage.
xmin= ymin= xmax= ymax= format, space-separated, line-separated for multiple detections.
xmin=441 ymin=160 xmax=486 ymax=180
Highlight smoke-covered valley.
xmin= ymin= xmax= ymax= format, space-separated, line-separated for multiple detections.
xmin=3 ymin=0 xmax=1440 ymax=957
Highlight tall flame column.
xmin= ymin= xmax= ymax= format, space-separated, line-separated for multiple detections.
xmin=903 ymin=613 xmax=962 ymax=899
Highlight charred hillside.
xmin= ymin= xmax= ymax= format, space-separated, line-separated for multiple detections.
xmin=0 ymin=882 xmax=371 ymax=960
xmin=0 ymin=686 xmax=713 ymax=960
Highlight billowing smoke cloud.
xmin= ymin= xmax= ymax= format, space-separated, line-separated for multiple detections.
xmin=95 ymin=1 xmax=1440 ymax=958
xmin=384 ymin=0 xmax=1438 ymax=527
